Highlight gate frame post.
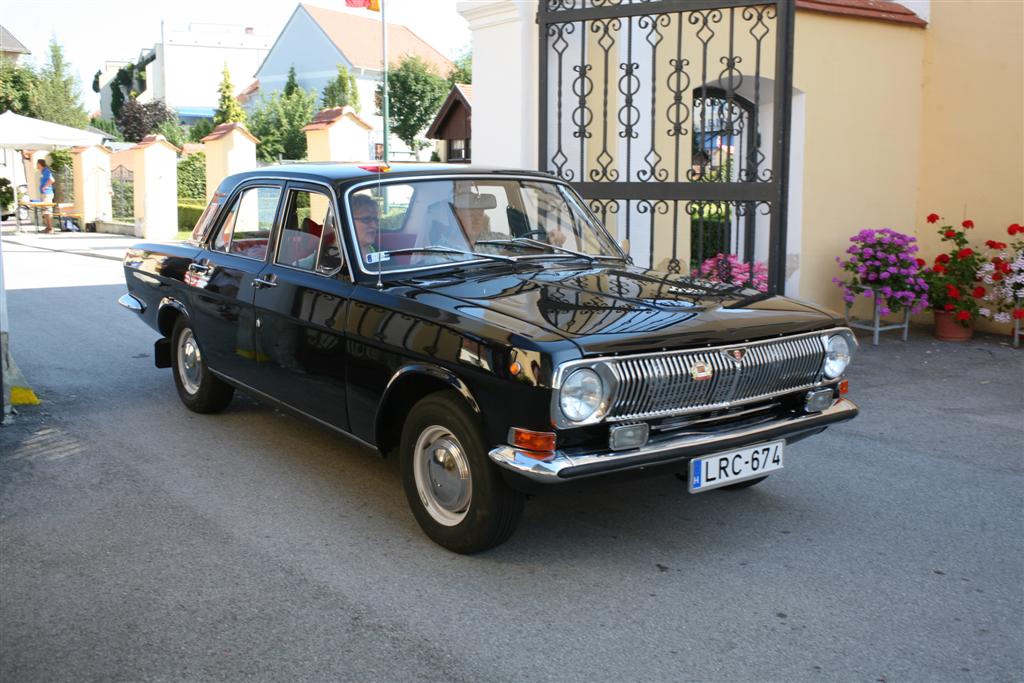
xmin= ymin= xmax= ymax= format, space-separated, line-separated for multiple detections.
xmin=768 ymin=0 xmax=796 ymax=294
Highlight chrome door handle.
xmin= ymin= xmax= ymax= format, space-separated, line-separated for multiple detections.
xmin=188 ymin=263 xmax=211 ymax=273
xmin=252 ymin=277 xmax=277 ymax=289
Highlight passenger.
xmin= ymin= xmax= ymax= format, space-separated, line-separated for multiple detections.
xmin=351 ymin=194 xmax=381 ymax=257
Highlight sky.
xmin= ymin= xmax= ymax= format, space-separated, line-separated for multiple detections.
xmin=0 ymin=0 xmax=472 ymax=113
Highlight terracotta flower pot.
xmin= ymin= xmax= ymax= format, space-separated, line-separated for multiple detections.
xmin=933 ymin=310 xmax=974 ymax=342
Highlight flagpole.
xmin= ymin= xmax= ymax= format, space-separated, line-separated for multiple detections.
xmin=380 ymin=0 xmax=390 ymax=163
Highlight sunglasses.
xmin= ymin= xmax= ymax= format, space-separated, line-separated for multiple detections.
xmin=354 ymin=214 xmax=379 ymax=223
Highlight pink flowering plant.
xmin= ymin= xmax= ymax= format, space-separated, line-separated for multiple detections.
xmin=833 ymin=228 xmax=929 ymax=316
xmin=976 ymin=223 xmax=1024 ymax=324
xmin=694 ymin=253 xmax=768 ymax=292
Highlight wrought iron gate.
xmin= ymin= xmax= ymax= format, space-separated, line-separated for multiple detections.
xmin=538 ymin=0 xmax=796 ymax=293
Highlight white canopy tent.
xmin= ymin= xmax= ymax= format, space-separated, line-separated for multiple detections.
xmin=0 ymin=111 xmax=104 ymax=150
xmin=0 ymin=113 xmax=103 ymax=420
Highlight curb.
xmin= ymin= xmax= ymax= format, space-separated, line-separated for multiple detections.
xmin=4 ymin=353 xmax=40 ymax=405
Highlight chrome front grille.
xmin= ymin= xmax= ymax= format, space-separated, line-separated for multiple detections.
xmin=604 ymin=333 xmax=826 ymax=422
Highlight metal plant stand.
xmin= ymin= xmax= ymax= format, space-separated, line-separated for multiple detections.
xmin=844 ymin=289 xmax=910 ymax=346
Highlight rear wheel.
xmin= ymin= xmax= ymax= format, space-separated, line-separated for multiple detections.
xmin=171 ymin=316 xmax=234 ymax=413
xmin=400 ymin=391 xmax=524 ymax=553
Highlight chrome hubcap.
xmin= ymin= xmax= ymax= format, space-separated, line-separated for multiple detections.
xmin=414 ymin=425 xmax=472 ymax=526
xmin=177 ymin=329 xmax=202 ymax=395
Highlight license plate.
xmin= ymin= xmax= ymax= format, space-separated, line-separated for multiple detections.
xmin=688 ymin=441 xmax=784 ymax=493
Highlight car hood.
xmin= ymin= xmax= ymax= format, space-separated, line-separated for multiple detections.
xmin=400 ymin=261 xmax=844 ymax=356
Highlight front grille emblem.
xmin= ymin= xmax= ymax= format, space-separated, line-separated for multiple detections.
xmin=689 ymin=361 xmax=713 ymax=381
xmin=726 ymin=348 xmax=747 ymax=364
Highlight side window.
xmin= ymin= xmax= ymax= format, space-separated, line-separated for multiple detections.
xmin=212 ymin=186 xmax=281 ymax=260
xmin=276 ymin=189 xmax=344 ymax=274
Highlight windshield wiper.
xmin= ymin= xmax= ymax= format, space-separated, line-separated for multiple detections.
xmin=371 ymin=245 xmax=516 ymax=264
xmin=476 ymin=237 xmax=624 ymax=263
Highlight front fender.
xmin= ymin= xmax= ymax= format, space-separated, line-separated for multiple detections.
xmin=373 ymin=363 xmax=482 ymax=454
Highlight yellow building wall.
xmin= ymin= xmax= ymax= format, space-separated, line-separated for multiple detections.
xmin=792 ymin=12 xmax=925 ymax=315
xmin=915 ymin=0 xmax=1024 ymax=332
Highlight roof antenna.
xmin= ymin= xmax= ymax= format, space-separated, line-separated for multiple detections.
xmin=375 ymin=163 xmax=384 ymax=289
xmin=376 ymin=0 xmax=389 ymax=290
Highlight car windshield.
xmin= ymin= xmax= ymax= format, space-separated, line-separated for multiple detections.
xmin=347 ymin=178 xmax=624 ymax=273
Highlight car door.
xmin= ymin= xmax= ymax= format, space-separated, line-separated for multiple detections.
xmin=187 ymin=181 xmax=284 ymax=383
xmin=250 ymin=181 xmax=354 ymax=431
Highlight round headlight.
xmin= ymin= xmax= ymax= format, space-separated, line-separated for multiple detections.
xmin=559 ymin=368 xmax=604 ymax=422
xmin=823 ymin=335 xmax=851 ymax=379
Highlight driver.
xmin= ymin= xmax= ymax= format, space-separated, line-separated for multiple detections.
xmin=452 ymin=186 xmax=504 ymax=247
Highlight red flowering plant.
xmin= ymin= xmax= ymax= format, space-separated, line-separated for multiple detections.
xmin=976 ymin=223 xmax=1024 ymax=324
xmin=920 ymin=214 xmax=986 ymax=325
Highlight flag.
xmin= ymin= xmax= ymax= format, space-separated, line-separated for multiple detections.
xmin=345 ymin=0 xmax=380 ymax=10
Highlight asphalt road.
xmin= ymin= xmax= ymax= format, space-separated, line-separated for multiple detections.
xmin=2 ymin=237 xmax=1022 ymax=682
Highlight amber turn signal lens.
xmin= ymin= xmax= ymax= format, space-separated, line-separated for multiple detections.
xmin=510 ymin=428 xmax=556 ymax=457
xmin=509 ymin=361 xmax=522 ymax=376
xmin=838 ymin=379 xmax=849 ymax=395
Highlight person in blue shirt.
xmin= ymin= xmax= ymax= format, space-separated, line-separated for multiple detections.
xmin=37 ymin=159 xmax=56 ymax=233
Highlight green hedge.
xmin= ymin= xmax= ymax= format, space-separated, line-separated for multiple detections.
xmin=177 ymin=152 xmax=206 ymax=201
xmin=178 ymin=202 xmax=206 ymax=231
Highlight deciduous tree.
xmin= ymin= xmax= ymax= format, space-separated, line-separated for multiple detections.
xmin=377 ymin=55 xmax=447 ymax=152
xmin=116 ymin=98 xmax=175 ymax=142
xmin=248 ymin=87 xmax=316 ymax=161
xmin=447 ymin=51 xmax=472 ymax=87
xmin=0 ymin=58 xmax=39 ymax=116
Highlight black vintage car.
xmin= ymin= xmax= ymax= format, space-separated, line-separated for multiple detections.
xmin=120 ymin=163 xmax=858 ymax=553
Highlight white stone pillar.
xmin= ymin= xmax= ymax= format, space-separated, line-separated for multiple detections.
xmin=71 ymin=145 xmax=113 ymax=225
xmin=457 ymin=1 xmax=538 ymax=169
xmin=303 ymin=107 xmax=374 ymax=162
xmin=200 ymin=122 xmax=259 ymax=201
xmin=132 ymin=134 xmax=179 ymax=240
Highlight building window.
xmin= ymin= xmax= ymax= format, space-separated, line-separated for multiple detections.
xmin=449 ymin=139 xmax=467 ymax=161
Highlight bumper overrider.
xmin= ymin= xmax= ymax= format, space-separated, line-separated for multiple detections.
xmin=488 ymin=397 xmax=858 ymax=483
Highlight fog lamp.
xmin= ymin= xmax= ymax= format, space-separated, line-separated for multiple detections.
xmin=609 ymin=423 xmax=650 ymax=451
xmin=804 ymin=388 xmax=834 ymax=413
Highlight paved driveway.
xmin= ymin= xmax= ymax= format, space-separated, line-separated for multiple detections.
xmin=2 ymin=237 xmax=1022 ymax=681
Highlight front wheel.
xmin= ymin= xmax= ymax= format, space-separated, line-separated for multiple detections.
xmin=400 ymin=391 xmax=524 ymax=553
xmin=171 ymin=316 xmax=234 ymax=413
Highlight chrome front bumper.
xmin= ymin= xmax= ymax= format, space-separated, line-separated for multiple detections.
xmin=118 ymin=293 xmax=145 ymax=313
xmin=488 ymin=398 xmax=859 ymax=483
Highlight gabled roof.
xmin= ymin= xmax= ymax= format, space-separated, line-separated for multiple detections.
xmin=236 ymin=80 xmax=260 ymax=105
xmin=796 ymin=0 xmax=927 ymax=27
xmin=133 ymin=134 xmax=180 ymax=154
xmin=426 ymin=83 xmax=472 ymax=140
xmin=0 ymin=25 xmax=30 ymax=55
xmin=302 ymin=106 xmax=372 ymax=132
xmin=301 ymin=3 xmax=454 ymax=75
xmin=201 ymin=122 xmax=260 ymax=145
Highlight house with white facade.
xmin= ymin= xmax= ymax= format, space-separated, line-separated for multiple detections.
xmin=97 ymin=23 xmax=273 ymax=123
xmin=250 ymin=3 xmax=454 ymax=160
xmin=0 ymin=25 xmax=30 ymax=63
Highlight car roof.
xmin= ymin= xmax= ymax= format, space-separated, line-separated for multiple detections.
xmin=226 ymin=162 xmax=557 ymax=186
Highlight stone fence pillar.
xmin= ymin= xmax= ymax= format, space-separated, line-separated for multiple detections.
xmin=456 ymin=1 xmax=537 ymax=168
xmin=71 ymin=145 xmax=113 ymax=225
xmin=132 ymin=134 xmax=179 ymax=240
xmin=303 ymin=107 xmax=373 ymax=162
xmin=201 ymin=123 xmax=259 ymax=201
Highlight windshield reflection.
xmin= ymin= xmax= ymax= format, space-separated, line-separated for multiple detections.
xmin=348 ymin=178 xmax=624 ymax=273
